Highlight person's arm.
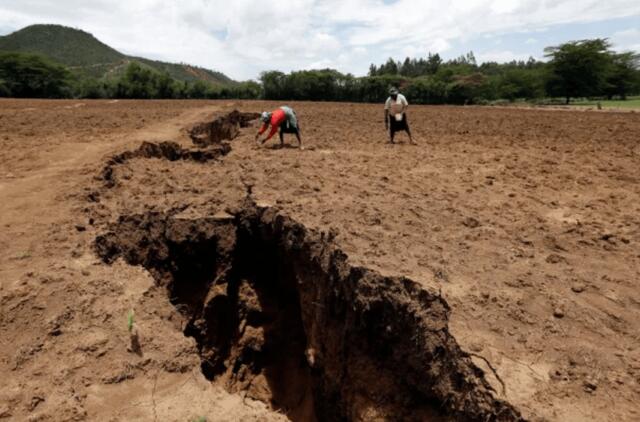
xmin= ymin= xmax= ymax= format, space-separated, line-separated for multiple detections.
xmin=401 ymin=95 xmax=409 ymax=112
xmin=384 ymin=98 xmax=390 ymax=129
xmin=255 ymin=122 xmax=268 ymax=141
xmin=263 ymin=123 xmax=279 ymax=141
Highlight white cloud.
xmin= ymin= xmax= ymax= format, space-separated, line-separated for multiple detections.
xmin=611 ymin=28 xmax=640 ymax=53
xmin=476 ymin=50 xmax=537 ymax=63
xmin=428 ymin=38 xmax=452 ymax=53
xmin=0 ymin=0 xmax=639 ymax=79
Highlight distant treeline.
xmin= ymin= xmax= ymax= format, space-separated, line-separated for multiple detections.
xmin=0 ymin=52 xmax=260 ymax=99
xmin=262 ymin=39 xmax=640 ymax=104
xmin=1 ymin=39 xmax=638 ymax=104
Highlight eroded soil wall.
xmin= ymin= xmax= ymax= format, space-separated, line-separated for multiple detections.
xmin=95 ymin=202 xmax=523 ymax=422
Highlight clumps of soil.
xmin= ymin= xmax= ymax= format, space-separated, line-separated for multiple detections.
xmin=100 ymin=141 xmax=230 ymax=188
xmin=188 ymin=110 xmax=260 ymax=147
xmin=95 ymin=201 xmax=524 ymax=422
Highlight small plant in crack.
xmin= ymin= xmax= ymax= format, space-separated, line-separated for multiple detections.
xmin=127 ymin=309 xmax=135 ymax=332
xmin=127 ymin=309 xmax=142 ymax=355
xmin=12 ymin=251 xmax=31 ymax=260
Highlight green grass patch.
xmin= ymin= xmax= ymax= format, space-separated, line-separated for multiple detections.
xmin=571 ymin=97 xmax=640 ymax=109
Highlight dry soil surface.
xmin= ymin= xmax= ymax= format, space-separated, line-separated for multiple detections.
xmin=1 ymin=99 xmax=639 ymax=421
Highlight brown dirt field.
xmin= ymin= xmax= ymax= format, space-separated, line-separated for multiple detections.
xmin=1 ymin=99 xmax=639 ymax=421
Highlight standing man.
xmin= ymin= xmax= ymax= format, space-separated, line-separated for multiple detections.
xmin=255 ymin=105 xmax=303 ymax=149
xmin=384 ymin=87 xmax=415 ymax=144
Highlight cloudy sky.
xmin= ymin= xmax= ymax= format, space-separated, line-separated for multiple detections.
xmin=0 ymin=1 xmax=639 ymax=80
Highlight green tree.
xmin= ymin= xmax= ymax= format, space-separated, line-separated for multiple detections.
xmin=545 ymin=39 xmax=612 ymax=103
xmin=605 ymin=52 xmax=640 ymax=100
xmin=156 ymin=71 xmax=176 ymax=98
xmin=233 ymin=81 xmax=262 ymax=99
xmin=399 ymin=58 xmax=413 ymax=77
xmin=0 ymin=51 xmax=72 ymax=98
xmin=260 ymin=70 xmax=286 ymax=99
xmin=0 ymin=78 xmax=10 ymax=97
xmin=496 ymin=67 xmax=545 ymax=100
xmin=77 ymin=78 xmax=106 ymax=98
xmin=447 ymin=73 xmax=490 ymax=104
xmin=359 ymin=75 xmax=407 ymax=102
xmin=115 ymin=62 xmax=159 ymax=98
xmin=379 ymin=58 xmax=399 ymax=75
xmin=425 ymin=53 xmax=442 ymax=75
xmin=187 ymin=80 xmax=209 ymax=99
xmin=404 ymin=77 xmax=448 ymax=104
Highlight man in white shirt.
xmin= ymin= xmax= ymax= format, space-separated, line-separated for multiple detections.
xmin=384 ymin=87 xmax=415 ymax=144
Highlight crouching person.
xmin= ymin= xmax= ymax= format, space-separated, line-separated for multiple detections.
xmin=255 ymin=106 xmax=303 ymax=149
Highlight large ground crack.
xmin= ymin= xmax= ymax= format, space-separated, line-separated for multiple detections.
xmin=100 ymin=110 xmax=259 ymax=188
xmin=95 ymin=201 xmax=524 ymax=422
xmin=100 ymin=141 xmax=231 ymax=188
xmin=188 ymin=110 xmax=260 ymax=147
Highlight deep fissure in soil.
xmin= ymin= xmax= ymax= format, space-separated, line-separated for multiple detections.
xmin=100 ymin=141 xmax=231 ymax=188
xmin=100 ymin=110 xmax=259 ymax=188
xmin=95 ymin=203 xmax=524 ymax=422
xmin=189 ymin=110 xmax=261 ymax=146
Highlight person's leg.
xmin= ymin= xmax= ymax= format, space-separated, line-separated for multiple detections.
xmin=404 ymin=128 xmax=415 ymax=144
xmin=393 ymin=115 xmax=411 ymax=144
xmin=404 ymin=115 xmax=416 ymax=144
xmin=388 ymin=116 xmax=395 ymax=144
xmin=279 ymin=127 xmax=284 ymax=148
xmin=294 ymin=127 xmax=302 ymax=148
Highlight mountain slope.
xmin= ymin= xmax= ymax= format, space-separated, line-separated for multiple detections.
xmin=0 ymin=24 xmax=234 ymax=85
xmin=0 ymin=24 xmax=124 ymax=67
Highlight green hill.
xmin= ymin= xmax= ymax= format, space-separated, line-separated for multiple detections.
xmin=0 ymin=24 xmax=234 ymax=85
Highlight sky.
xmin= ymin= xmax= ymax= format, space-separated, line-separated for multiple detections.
xmin=0 ymin=1 xmax=639 ymax=80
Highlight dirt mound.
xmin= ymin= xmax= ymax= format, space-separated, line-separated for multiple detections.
xmin=100 ymin=141 xmax=231 ymax=188
xmin=188 ymin=110 xmax=260 ymax=146
xmin=95 ymin=201 xmax=523 ymax=422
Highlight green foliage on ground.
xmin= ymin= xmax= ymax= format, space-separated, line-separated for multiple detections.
xmin=570 ymin=96 xmax=640 ymax=109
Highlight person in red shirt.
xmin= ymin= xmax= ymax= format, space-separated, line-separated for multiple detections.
xmin=255 ymin=106 xmax=303 ymax=149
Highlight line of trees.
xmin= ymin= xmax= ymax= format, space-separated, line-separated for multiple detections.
xmin=75 ymin=62 xmax=261 ymax=99
xmin=262 ymin=39 xmax=639 ymax=104
xmin=0 ymin=53 xmax=260 ymax=99
xmin=1 ymin=39 xmax=638 ymax=103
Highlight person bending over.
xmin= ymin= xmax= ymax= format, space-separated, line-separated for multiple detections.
xmin=255 ymin=106 xmax=303 ymax=149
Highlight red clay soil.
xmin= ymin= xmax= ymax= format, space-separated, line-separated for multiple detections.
xmin=1 ymin=99 xmax=639 ymax=421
